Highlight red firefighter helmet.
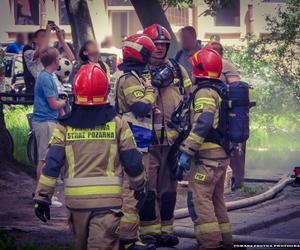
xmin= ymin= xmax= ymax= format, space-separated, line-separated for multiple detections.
xmin=143 ymin=24 xmax=171 ymax=44
xmin=192 ymin=48 xmax=222 ymax=79
xmin=122 ymin=34 xmax=156 ymax=63
xmin=74 ymin=64 xmax=109 ymax=105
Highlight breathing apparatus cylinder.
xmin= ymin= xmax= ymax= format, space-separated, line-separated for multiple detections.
xmin=227 ymin=81 xmax=251 ymax=144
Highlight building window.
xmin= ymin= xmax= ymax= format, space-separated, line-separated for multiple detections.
xmin=166 ymin=7 xmax=189 ymax=27
xmin=59 ymin=0 xmax=69 ymax=25
xmin=108 ymin=0 xmax=132 ymax=6
xmin=263 ymin=0 xmax=286 ymax=2
xmin=14 ymin=0 xmax=39 ymax=25
xmin=215 ymin=0 xmax=240 ymax=27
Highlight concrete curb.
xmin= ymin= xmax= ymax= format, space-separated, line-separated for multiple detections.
xmin=233 ymin=207 xmax=300 ymax=235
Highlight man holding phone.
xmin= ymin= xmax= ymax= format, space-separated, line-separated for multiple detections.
xmin=24 ymin=21 xmax=75 ymax=93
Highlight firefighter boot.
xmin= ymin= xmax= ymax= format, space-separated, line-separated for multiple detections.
xmin=157 ymin=234 xmax=179 ymax=247
xmin=120 ymin=240 xmax=156 ymax=250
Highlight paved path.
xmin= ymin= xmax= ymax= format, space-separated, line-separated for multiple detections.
xmin=1 ymin=165 xmax=300 ymax=249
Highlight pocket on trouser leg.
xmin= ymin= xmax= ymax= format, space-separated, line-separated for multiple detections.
xmin=193 ymin=164 xmax=214 ymax=185
xmin=139 ymin=191 xmax=157 ymax=222
xmin=187 ymin=191 xmax=198 ymax=222
xmin=160 ymin=192 xmax=176 ymax=222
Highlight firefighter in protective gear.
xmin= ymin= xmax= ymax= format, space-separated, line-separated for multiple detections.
xmin=139 ymin=24 xmax=192 ymax=247
xmin=178 ymin=48 xmax=233 ymax=250
xmin=116 ymin=34 xmax=156 ymax=250
xmin=34 ymin=64 xmax=146 ymax=250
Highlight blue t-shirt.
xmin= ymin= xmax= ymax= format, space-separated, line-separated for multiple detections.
xmin=32 ymin=70 xmax=59 ymax=122
xmin=6 ymin=42 xmax=24 ymax=54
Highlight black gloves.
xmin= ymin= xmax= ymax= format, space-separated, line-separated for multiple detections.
xmin=34 ymin=201 xmax=50 ymax=223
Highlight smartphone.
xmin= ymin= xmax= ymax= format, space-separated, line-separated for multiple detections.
xmin=47 ymin=20 xmax=56 ymax=30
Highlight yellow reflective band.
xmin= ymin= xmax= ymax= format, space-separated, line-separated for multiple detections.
xmin=121 ymin=128 xmax=133 ymax=142
xmin=121 ymin=213 xmax=139 ymax=224
xmin=194 ymin=173 xmax=206 ymax=181
xmin=123 ymin=85 xmax=144 ymax=96
xmin=194 ymin=97 xmax=216 ymax=107
xmin=183 ymin=79 xmax=192 ymax=88
xmin=39 ymin=174 xmax=57 ymax=187
xmin=66 ymin=122 xmax=116 ymax=141
xmin=93 ymin=97 xmax=105 ymax=102
xmin=156 ymin=129 xmax=178 ymax=139
xmin=219 ymin=223 xmax=231 ymax=233
xmin=133 ymin=90 xmax=145 ymax=98
xmin=166 ymin=130 xmax=178 ymax=138
xmin=49 ymin=128 xmax=65 ymax=144
xmin=123 ymin=41 xmax=143 ymax=52
xmin=143 ymin=93 xmax=155 ymax=104
xmin=65 ymin=176 xmax=122 ymax=187
xmin=200 ymin=142 xmax=221 ymax=150
xmin=66 ymin=145 xmax=75 ymax=178
xmin=196 ymin=222 xmax=221 ymax=235
xmin=161 ymin=225 xmax=173 ymax=233
xmin=208 ymin=72 xmax=219 ymax=77
xmin=64 ymin=185 xmax=122 ymax=196
xmin=140 ymin=224 xmax=161 ymax=235
xmin=106 ymin=144 xmax=117 ymax=176
xmin=187 ymin=132 xmax=204 ymax=144
xmin=78 ymin=97 xmax=88 ymax=102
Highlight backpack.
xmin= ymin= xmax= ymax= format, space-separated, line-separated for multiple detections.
xmin=170 ymin=80 xmax=254 ymax=155
xmin=193 ymin=80 xmax=253 ymax=154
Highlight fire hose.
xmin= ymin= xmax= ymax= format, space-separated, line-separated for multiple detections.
xmin=174 ymin=174 xmax=293 ymax=219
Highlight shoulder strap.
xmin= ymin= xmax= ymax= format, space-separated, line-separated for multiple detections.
xmin=192 ymin=81 xmax=230 ymax=154
xmin=193 ymin=80 xmax=228 ymax=101
xmin=169 ymin=58 xmax=185 ymax=95
xmin=98 ymin=60 xmax=107 ymax=74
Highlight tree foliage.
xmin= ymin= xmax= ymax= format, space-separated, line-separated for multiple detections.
xmin=160 ymin=0 xmax=231 ymax=14
xmin=247 ymin=0 xmax=300 ymax=100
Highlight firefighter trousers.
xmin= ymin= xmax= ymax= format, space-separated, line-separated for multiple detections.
xmin=119 ymin=152 xmax=149 ymax=241
xmin=119 ymin=174 xmax=139 ymax=241
xmin=187 ymin=158 xmax=233 ymax=250
xmin=68 ymin=210 xmax=120 ymax=250
xmin=139 ymin=145 xmax=177 ymax=236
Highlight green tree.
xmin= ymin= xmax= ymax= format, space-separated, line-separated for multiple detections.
xmin=248 ymin=0 xmax=300 ymax=99
xmin=65 ymin=0 xmax=95 ymax=54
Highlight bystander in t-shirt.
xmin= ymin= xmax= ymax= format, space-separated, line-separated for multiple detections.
xmin=32 ymin=70 xmax=59 ymax=122
xmin=24 ymin=49 xmax=65 ymax=92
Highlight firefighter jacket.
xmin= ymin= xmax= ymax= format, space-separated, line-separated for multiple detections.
xmin=148 ymin=58 xmax=192 ymax=146
xmin=179 ymin=84 xmax=227 ymax=159
xmin=35 ymin=105 xmax=145 ymax=211
xmin=116 ymin=70 xmax=157 ymax=152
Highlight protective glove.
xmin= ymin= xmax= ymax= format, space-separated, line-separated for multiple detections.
xmin=34 ymin=201 xmax=50 ymax=223
xmin=178 ymin=152 xmax=191 ymax=172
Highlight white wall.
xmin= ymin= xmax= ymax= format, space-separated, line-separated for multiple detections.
xmin=196 ymin=0 xmax=285 ymax=46
xmin=0 ymin=0 xmax=110 ymax=44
